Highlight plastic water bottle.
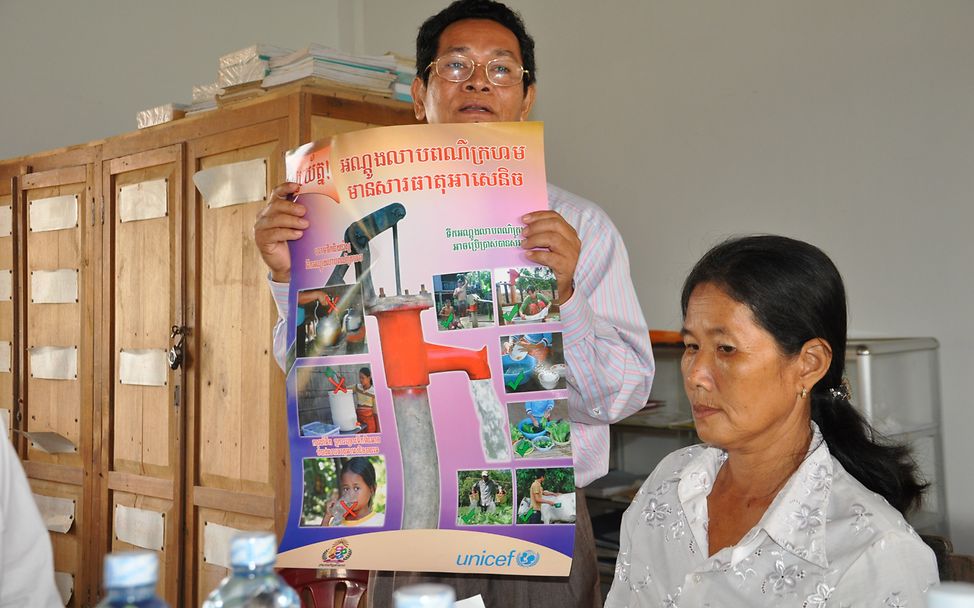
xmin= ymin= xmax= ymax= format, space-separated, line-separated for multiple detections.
xmin=393 ymin=584 xmax=456 ymax=608
xmin=95 ymin=551 xmax=168 ymax=607
xmin=202 ymin=531 xmax=299 ymax=607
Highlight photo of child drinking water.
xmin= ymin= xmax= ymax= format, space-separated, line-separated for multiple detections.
xmin=300 ymin=456 xmax=386 ymax=527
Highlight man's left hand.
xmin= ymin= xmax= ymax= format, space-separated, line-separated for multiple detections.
xmin=520 ymin=210 xmax=579 ymax=304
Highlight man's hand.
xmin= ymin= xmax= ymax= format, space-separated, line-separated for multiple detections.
xmin=253 ymin=182 xmax=307 ymax=283
xmin=520 ymin=210 xmax=580 ymax=303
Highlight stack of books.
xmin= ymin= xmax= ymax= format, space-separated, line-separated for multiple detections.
xmin=262 ymin=45 xmax=398 ymax=96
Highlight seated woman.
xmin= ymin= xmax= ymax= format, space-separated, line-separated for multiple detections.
xmin=606 ymin=235 xmax=938 ymax=607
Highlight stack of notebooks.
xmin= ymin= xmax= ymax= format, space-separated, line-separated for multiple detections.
xmin=262 ymin=45 xmax=399 ymax=96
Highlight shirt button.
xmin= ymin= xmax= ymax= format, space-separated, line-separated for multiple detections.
xmin=592 ymin=407 xmax=601 ymax=415
xmin=693 ymin=574 xmax=702 ymax=583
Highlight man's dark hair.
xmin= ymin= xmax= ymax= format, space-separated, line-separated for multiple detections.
xmin=416 ymin=0 xmax=537 ymax=91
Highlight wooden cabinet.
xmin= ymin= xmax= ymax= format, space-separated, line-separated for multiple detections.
xmin=1 ymin=82 xmax=418 ymax=607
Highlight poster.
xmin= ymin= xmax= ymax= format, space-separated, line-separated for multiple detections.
xmin=276 ymin=122 xmax=576 ymax=576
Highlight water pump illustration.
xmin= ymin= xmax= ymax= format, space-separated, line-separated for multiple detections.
xmin=324 ymin=202 xmax=510 ymax=529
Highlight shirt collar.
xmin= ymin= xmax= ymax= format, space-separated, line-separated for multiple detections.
xmin=678 ymin=423 xmax=833 ymax=569
xmin=758 ymin=423 xmax=832 ymax=568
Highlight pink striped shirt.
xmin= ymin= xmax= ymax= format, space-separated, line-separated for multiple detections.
xmin=269 ymin=183 xmax=654 ymax=487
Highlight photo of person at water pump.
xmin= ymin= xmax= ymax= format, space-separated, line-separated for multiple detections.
xmin=256 ymin=1 xmax=653 ymax=603
xmin=433 ymin=270 xmax=495 ymax=331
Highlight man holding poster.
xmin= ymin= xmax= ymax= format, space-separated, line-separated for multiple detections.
xmin=255 ymin=1 xmax=653 ymax=605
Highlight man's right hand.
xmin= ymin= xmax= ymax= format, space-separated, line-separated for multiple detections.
xmin=254 ymin=182 xmax=308 ymax=283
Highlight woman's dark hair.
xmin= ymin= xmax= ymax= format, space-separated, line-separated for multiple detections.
xmin=681 ymin=235 xmax=927 ymax=514
xmin=341 ymin=457 xmax=377 ymax=506
xmin=416 ymin=0 xmax=537 ymax=91
xmin=358 ymin=367 xmax=371 ymax=380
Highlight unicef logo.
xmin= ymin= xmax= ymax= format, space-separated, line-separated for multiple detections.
xmin=516 ymin=550 xmax=540 ymax=568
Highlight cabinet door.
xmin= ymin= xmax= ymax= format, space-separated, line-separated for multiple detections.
xmin=185 ymin=119 xmax=288 ymax=605
xmin=97 ymin=145 xmax=186 ymax=604
xmin=20 ymin=162 xmax=98 ymax=607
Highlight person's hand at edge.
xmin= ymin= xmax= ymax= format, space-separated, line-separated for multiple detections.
xmin=254 ymin=182 xmax=307 ymax=283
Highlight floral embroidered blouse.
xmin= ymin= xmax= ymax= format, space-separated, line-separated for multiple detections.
xmin=605 ymin=424 xmax=939 ymax=607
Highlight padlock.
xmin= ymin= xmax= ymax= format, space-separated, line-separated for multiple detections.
xmin=168 ymin=343 xmax=183 ymax=370
xmin=169 ymin=325 xmax=186 ymax=370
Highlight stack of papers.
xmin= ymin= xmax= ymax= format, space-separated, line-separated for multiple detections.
xmin=263 ymin=44 xmax=398 ymax=96
xmin=188 ymin=82 xmax=223 ymax=114
xmin=186 ymin=44 xmax=291 ymax=116
xmin=136 ymin=103 xmax=189 ymax=129
xmin=218 ymin=44 xmax=293 ymax=88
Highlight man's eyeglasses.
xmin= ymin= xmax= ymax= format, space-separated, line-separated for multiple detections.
xmin=426 ymin=53 xmax=528 ymax=87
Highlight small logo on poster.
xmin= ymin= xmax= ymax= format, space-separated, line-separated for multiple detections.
xmin=321 ymin=539 xmax=352 ymax=566
xmin=516 ymin=550 xmax=540 ymax=568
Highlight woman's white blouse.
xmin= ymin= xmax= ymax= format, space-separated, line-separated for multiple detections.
xmin=605 ymin=426 xmax=939 ymax=607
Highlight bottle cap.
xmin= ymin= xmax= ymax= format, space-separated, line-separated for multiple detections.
xmin=927 ymin=583 xmax=974 ymax=608
xmin=393 ymin=584 xmax=456 ymax=608
xmin=103 ymin=551 xmax=159 ymax=589
xmin=230 ymin=531 xmax=278 ymax=568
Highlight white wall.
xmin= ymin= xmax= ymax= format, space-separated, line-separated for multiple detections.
xmin=362 ymin=0 xmax=974 ymax=551
xmin=3 ymin=0 xmax=973 ymax=552
xmin=0 ymin=0 xmax=343 ymax=159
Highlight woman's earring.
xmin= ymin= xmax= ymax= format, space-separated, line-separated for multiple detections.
xmin=800 ymin=387 xmax=808 ymax=399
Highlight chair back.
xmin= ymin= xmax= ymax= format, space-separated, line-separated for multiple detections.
xmin=922 ymin=535 xmax=974 ymax=584
xmin=279 ymin=568 xmax=368 ymax=608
